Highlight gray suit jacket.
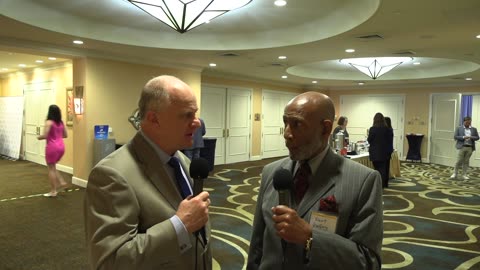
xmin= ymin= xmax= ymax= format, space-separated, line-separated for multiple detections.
xmin=248 ymin=149 xmax=383 ymax=269
xmin=454 ymin=126 xmax=479 ymax=151
xmin=84 ymin=132 xmax=212 ymax=270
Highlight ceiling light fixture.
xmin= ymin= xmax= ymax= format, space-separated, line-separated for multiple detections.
xmin=340 ymin=57 xmax=412 ymax=80
xmin=281 ymin=75 xmax=288 ymax=79
xmin=465 ymin=77 xmax=473 ymax=81
xmin=476 ymin=34 xmax=480 ymax=39
xmin=312 ymin=80 xmax=317 ymax=84
xmin=274 ymin=0 xmax=287 ymax=7
xmin=128 ymin=0 xmax=252 ymax=34
xmin=345 ymin=49 xmax=355 ymax=53
xmin=48 ymin=57 xmax=57 ymax=60
xmin=278 ymin=56 xmax=287 ymax=60
xmin=73 ymin=40 xmax=84 ymax=44
xmin=209 ymin=63 xmax=217 ymax=67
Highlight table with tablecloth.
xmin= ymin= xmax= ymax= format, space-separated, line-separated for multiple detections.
xmin=347 ymin=150 xmax=401 ymax=178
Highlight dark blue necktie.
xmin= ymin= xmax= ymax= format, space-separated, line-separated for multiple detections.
xmin=168 ymin=157 xmax=192 ymax=199
xmin=168 ymin=156 xmax=207 ymax=244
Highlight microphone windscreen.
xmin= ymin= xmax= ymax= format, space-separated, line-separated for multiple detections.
xmin=273 ymin=169 xmax=293 ymax=190
xmin=190 ymin=157 xmax=209 ymax=179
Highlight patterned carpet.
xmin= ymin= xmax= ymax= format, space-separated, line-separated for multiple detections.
xmin=206 ymin=160 xmax=480 ymax=270
xmin=0 ymin=157 xmax=478 ymax=269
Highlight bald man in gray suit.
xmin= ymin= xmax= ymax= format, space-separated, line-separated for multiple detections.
xmin=248 ymin=92 xmax=383 ymax=269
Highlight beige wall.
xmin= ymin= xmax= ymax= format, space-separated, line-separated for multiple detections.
xmin=2 ymin=59 xmax=479 ymax=181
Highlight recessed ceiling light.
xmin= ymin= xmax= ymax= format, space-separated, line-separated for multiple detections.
xmin=35 ymin=60 xmax=44 ymax=63
xmin=358 ymin=82 xmax=365 ymax=85
xmin=48 ymin=57 xmax=57 ymax=60
xmin=476 ymin=34 xmax=480 ymax=39
xmin=18 ymin=64 xmax=26 ymax=67
xmin=281 ymin=75 xmax=288 ymax=79
xmin=209 ymin=63 xmax=217 ymax=67
xmin=345 ymin=49 xmax=355 ymax=53
xmin=465 ymin=77 xmax=473 ymax=81
xmin=278 ymin=56 xmax=287 ymax=60
xmin=73 ymin=40 xmax=84 ymax=45
xmin=413 ymin=62 xmax=421 ymax=65
xmin=274 ymin=0 xmax=287 ymax=7
xmin=312 ymin=81 xmax=317 ymax=84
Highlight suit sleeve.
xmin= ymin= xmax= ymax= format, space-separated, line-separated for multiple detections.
xmin=307 ymin=169 xmax=383 ymax=270
xmin=454 ymin=127 xmax=463 ymax=141
xmin=84 ymin=165 xmax=181 ymax=270
xmin=471 ymin=127 xmax=479 ymax=141
xmin=247 ymin=165 xmax=272 ymax=270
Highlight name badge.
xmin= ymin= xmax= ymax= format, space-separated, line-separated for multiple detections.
xmin=309 ymin=211 xmax=338 ymax=234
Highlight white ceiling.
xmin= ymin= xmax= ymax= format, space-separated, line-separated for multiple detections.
xmin=0 ymin=0 xmax=479 ymax=90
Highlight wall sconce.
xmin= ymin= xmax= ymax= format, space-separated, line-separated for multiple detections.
xmin=74 ymin=86 xmax=84 ymax=115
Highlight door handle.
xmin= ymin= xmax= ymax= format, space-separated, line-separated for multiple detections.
xmin=36 ymin=126 xmax=40 ymax=135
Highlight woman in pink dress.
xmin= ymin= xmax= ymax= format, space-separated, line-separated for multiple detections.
xmin=37 ymin=105 xmax=68 ymax=197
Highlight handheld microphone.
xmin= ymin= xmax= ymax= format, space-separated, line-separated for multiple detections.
xmin=272 ymin=169 xmax=293 ymax=207
xmin=189 ymin=157 xmax=209 ymax=242
xmin=189 ymin=157 xmax=210 ymax=196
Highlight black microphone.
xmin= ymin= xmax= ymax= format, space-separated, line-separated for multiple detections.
xmin=189 ymin=157 xmax=209 ymax=243
xmin=189 ymin=157 xmax=210 ymax=196
xmin=272 ymin=169 xmax=293 ymax=207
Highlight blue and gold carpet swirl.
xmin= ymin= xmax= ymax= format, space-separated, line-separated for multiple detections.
xmin=206 ymin=160 xmax=480 ymax=270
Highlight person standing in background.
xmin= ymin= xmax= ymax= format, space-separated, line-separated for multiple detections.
xmin=384 ymin=116 xmax=394 ymax=183
xmin=248 ymin=92 xmax=383 ymax=269
xmin=332 ymin=116 xmax=349 ymax=145
xmin=37 ymin=104 xmax=68 ymax=197
xmin=451 ymin=116 xmax=479 ymax=179
xmin=84 ymin=75 xmax=212 ymax=270
xmin=183 ymin=118 xmax=206 ymax=160
xmin=368 ymin=113 xmax=393 ymax=189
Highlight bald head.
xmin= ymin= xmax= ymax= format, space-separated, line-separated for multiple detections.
xmin=286 ymin=91 xmax=335 ymax=122
xmin=138 ymin=75 xmax=191 ymax=120
xmin=283 ymin=91 xmax=335 ymax=160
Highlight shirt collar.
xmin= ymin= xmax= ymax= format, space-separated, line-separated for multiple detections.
xmin=139 ymin=130 xmax=173 ymax=164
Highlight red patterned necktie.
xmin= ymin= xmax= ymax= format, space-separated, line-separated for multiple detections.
xmin=294 ymin=162 xmax=311 ymax=203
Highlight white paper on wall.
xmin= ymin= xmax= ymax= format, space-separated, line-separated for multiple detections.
xmin=0 ymin=96 xmax=25 ymax=159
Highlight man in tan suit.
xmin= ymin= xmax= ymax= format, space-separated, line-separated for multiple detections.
xmin=84 ymin=75 xmax=212 ymax=270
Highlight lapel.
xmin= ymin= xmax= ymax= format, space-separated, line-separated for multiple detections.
xmin=128 ymin=133 xmax=182 ymax=210
xmin=297 ymin=150 xmax=342 ymax=217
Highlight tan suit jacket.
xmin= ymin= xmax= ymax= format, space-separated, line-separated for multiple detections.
xmin=84 ymin=132 xmax=212 ymax=270
xmin=248 ymin=149 xmax=383 ymax=269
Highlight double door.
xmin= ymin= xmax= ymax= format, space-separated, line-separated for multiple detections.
xmin=201 ymin=85 xmax=252 ymax=165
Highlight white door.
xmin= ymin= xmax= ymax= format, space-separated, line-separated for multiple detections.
xmin=261 ymin=90 xmax=296 ymax=159
xmin=201 ymin=85 xmax=252 ymax=165
xmin=225 ymin=89 xmax=251 ymax=163
xmin=470 ymin=95 xmax=480 ymax=167
xmin=341 ymin=95 xmax=405 ymax=158
xmin=201 ymin=86 xmax=226 ymax=165
xmin=429 ymin=93 xmax=460 ymax=166
xmin=24 ymin=81 xmax=55 ymax=165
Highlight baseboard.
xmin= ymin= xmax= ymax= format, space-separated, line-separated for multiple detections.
xmin=57 ymin=164 xmax=73 ymax=174
xmin=250 ymin=155 xmax=262 ymax=161
xmin=72 ymin=176 xmax=88 ymax=188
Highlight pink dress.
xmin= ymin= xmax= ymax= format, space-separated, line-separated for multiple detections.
xmin=45 ymin=121 xmax=65 ymax=164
